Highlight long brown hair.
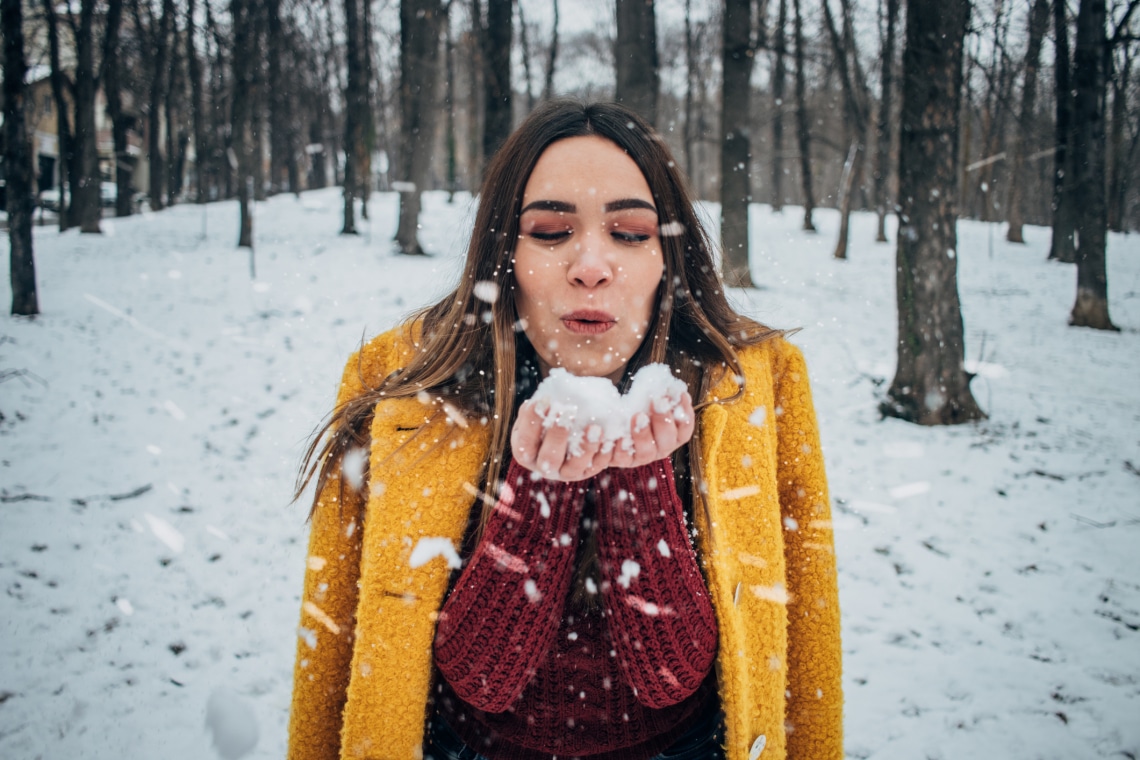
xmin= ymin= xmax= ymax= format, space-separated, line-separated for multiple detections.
xmin=297 ymin=99 xmax=782 ymax=530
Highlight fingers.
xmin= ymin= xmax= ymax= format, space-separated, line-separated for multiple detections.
xmin=560 ymin=424 xmax=606 ymax=482
xmin=510 ymin=400 xmax=544 ymax=471
xmin=511 ymin=391 xmax=697 ymax=478
xmin=533 ymin=422 xmax=571 ymax=479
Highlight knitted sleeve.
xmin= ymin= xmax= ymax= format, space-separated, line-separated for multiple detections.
xmin=433 ymin=458 xmax=586 ymax=713
xmin=773 ymin=341 xmax=844 ymax=759
xmin=595 ymin=459 xmax=719 ymax=709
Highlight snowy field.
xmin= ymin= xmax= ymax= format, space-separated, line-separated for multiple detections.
xmin=2 ymin=187 xmax=1138 ymax=759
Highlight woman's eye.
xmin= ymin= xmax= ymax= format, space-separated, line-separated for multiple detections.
xmin=612 ymin=230 xmax=651 ymax=244
xmin=530 ymin=230 xmax=570 ymax=242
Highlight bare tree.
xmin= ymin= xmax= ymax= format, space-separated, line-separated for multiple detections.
xmin=342 ymin=0 xmax=365 ymax=234
xmin=395 ymin=0 xmax=444 ymax=254
xmin=72 ymin=0 xmax=103 ymax=232
xmin=821 ymin=0 xmax=871 ymax=259
xmin=1050 ymin=0 xmax=1078 ymax=261
xmin=186 ymin=0 xmax=207 ymax=202
xmin=479 ymin=0 xmax=513 ymax=163
xmin=771 ymin=0 xmax=788 ymax=211
xmin=231 ymin=0 xmax=255 ymax=247
xmin=543 ymin=0 xmax=559 ymax=101
xmin=41 ymin=0 xmax=76 ymax=230
xmin=1107 ymin=1 xmax=1140 ymax=231
xmin=883 ymin=0 xmax=985 ymax=425
xmin=103 ymin=0 xmax=134 ymax=216
xmin=873 ymin=0 xmax=899 ymax=242
xmin=134 ymin=0 xmax=176 ymax=212
xmin=1005 ymin=0 xmax=1050 ymax=243
xmin=4 ymin=0 xmax=39 ymax=315
xmin=615 ymin=0 xmax=659 ymax=126
xmin=720 ymin=0 xmax=765 ymax=288
xmin=1068 ymin=0 xmax=1118 ymax=329
xmin=792 ymin=0 xmax=816 ymax=230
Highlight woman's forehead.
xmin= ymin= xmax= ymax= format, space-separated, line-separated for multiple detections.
xmin=522 ymin=136 xmax=653 ymax=206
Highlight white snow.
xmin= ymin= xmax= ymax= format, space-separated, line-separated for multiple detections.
xmin=531 ymin=363 xmax=687 ymax=455
xmin=1 ymin=189 xmax=1138 ymax=758
xmin=408 ymin=537 xmax=462 ymax=570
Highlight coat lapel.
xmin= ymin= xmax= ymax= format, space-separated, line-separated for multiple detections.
xmin=340 ymin=397 xmax=490 ymax=759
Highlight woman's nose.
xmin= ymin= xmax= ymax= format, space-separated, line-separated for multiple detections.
xmin=567 ymin=232 xmax=613 ymax=288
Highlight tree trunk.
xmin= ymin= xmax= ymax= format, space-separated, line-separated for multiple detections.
xmin=883 ymin=0 xmax=985 ymax=425
xmin=481 ymin=0 xmax=513 ymax=163
xmin=771 ymin=0 xmax=787 ymax=211
xmin=615 ymin=0 xmax=659 ymax=127
xmin=4 ymin=0 xmax=39 ymax=316
xmin=833 ymin=142 xmax=861 ymax=259
xmin=395 ymin=0 xmax=444 ymax=255
xmin=73 ymin=0 xmax=102 ymax=233
xmin=1006 ymin=0 xmax=1050 ymax=243
xmin=165 ymin=11 xmax=183 ymax=204
xmin=231 ymin=0 xmax=255 ymax=247
xmin=42 ymin=0 xmax=74 ymax=230
xmin=342 ymin=0 xmax=362 ymax=234
xmin=822 ymin=0 xmax=870 ymax=260
xmin=267 ymin=0 xmax=286 ymax=193
xmin=1068 ymin=0 xmax=1117 ymax=330
xmin=445 ymin=3 xmax=458 ymax=199
xmin=186 ymin=0 xmax=206 ymax=202
xmin=542 ymin=0 xmax=559 ymax=101
xmin=104 ymin=0 xmax=134 ymax=217
xmin=874 ymin=0 xmax=899 ymax=242
xmin=1107 ymin=49 xmax=1131 ymax=232
xmin=518 ymin=0 xmax=536 ymax=113
xmin=720 ymin=0 xmax=756 ymax=287
xmin=792 ymin=0 xmax=815 ymax=231
xmin=1050 ymin=0 xmax=1077 ymax=262
xmin=684 ymin=0 xmax=696 ymax=180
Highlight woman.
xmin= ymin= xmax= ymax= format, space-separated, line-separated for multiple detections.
xmin=288 ymin=100 xmax=842 ymax=760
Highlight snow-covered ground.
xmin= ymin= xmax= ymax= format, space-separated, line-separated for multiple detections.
xmin=2 ymin=188 xmax=1137 ymax=759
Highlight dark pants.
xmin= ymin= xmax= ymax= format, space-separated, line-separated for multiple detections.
xmin=425 ymin=701 xmax=726 ymax=760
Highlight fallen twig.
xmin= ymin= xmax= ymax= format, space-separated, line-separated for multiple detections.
xmin=72 ymin=484 xmax=152 ymax=506
xmin=0 ymin=493 xmax=51 ymax=503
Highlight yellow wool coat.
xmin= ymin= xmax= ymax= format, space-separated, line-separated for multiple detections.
xmin=288 ymin=328 xmax=843 ymax=760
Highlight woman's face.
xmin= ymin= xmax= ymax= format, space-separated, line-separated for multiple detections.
xmin=513 ymin=136 xmax=664 ymax=383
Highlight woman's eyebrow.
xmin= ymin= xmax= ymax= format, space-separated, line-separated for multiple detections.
xmin=520 ymin=199 xmax=576 ymax=214
xmin=603 ymin=198 xmax=656 ymax=213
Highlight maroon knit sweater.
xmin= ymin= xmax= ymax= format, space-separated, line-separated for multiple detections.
xmin=433 ymin=458 xmax=719 ymax=759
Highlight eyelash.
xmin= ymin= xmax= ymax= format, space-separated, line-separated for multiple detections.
xmin=529 ymin=230 xmax=651 ymax=244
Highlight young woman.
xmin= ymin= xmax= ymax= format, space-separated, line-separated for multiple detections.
xmin=288 ymin=100 xmax=842 ymax=760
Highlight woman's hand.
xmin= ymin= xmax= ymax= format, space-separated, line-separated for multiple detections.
xmin=510 ymin=391 xmax=696 ymax=482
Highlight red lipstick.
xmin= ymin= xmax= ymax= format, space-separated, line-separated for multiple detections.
xmin=561 ymin=309 xmax=616 ymax=335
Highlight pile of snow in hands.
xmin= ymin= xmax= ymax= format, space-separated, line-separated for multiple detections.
xmin=530 ymin=363 xmax=688 ymax=456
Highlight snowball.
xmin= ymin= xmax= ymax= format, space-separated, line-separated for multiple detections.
xmin=529 ymin=363 xmax=687 ymax=455
xmin=391 ymin=181 xmax=416 ymax=193
xmin=205 ymin=686 xmax=259 ymax=760
xmin=748 ymin=406 xmax=767 ymax=427
xmin=408 ymin=537 xmax=462 ymax=569
xmin=656 ymin=538 xmax=671 ymax=558
xmin=473 ymin=281 xmax=500 ymax=303
xmin=659 ymin=221 xmax=686 ymax=237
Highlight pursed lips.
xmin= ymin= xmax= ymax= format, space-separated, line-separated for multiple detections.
xmin=560 ymin=309 xmax=617 ymax=335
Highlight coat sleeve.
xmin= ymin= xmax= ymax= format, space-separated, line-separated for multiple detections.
xmin=772 ymin=340 xmax=844 ymax=759
xmin=286 ymin=351 xmax=373 ymax=760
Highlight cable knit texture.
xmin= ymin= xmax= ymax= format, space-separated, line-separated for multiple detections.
xmin=432 ymin=458 xmax=717 ymax=759
xmin=287 ymin=326 xmax=843 ymax=760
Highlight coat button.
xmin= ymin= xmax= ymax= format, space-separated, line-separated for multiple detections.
xmin=749 ymin=734 xmax=767 ymax=759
